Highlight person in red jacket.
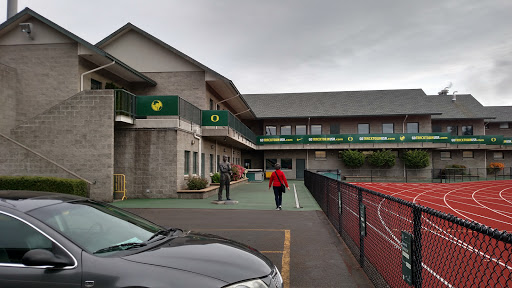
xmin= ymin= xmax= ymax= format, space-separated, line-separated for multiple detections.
xmin=268 ymin=163 xmax=290 ymax=210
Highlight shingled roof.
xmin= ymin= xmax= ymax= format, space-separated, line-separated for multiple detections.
xmin=484 ymin=106 xmax=512 ymax=122
xmin=242 ymin=89 xmax=442 ymax=119
xmin=427 ymin=94 xmax=496 ymax=120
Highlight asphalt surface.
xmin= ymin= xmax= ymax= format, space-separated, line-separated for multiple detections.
xmin=114 ymin=180 xmax=373 ymax=287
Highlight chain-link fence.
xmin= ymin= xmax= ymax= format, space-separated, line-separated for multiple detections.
xmin=313 ymin=168 xmax=512 ymax=183
xmin=305 ymin=170 xmax=512 ymax=287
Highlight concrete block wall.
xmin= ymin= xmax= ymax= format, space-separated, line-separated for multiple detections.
xmin=0 ymin=63 xmax=17 ymax=133
xmin=115 ymin=128 xmax=179 ymax=198
xmin=133 ymin=71 xmax=207 ymax=110
xmin=0 ymin=43 xmax=79 ymax=127
xmin=3 ymin=90 xmax=115 ymax=202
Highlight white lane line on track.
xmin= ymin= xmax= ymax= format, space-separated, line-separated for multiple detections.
xmin=472 ymin=187 xmax=512 ymax=221
xmin=499 ymin=187 xmax=512 ymax=206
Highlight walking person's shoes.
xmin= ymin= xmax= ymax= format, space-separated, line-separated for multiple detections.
xmin=226 ymin=198 xmax=231 ymax=200
xmin=275 ymin=207 xmax=280 ymax=210
xmin=279 ymin=206 xmax=282 ymax=210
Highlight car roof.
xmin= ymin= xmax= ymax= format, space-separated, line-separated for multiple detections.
xmin=0 ymin=190 xmax=87 ymax=213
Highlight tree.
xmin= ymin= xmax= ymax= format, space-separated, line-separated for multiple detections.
xmin=367 ymin=149 xmax=396 ymax=168
xmin=340 ymin=150 xmax=365 ymax=168
xmin=401 ymin=149 xmax=430 ymax=169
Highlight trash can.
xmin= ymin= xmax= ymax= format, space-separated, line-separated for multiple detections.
xmin=247 ymin=169 xmax=264 ymax=182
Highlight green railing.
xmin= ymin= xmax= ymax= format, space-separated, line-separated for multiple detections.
xmin=228 ymin=112 xmax=257 ymax=143
xmin=114 ymin=89 xmax=136 ymax=120
xmin=179 ymin=98 xmax=202 ymax=125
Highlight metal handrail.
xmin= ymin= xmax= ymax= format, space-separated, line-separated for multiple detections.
xmin=114 ymin=89 xmax=136 ymax=120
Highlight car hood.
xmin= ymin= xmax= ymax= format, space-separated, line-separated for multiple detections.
xmin=122 ymin=232 xmax=273 ymax=283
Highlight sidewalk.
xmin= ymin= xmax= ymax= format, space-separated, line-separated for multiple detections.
xmin=113 ymin=180 xmax=321 ymax=211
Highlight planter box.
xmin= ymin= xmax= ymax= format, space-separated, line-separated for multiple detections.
xmin=177 ymin=178 xmax=248 ymax=199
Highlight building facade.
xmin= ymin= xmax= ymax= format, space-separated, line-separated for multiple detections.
xmin=1 ymin=8 xmax=511 ymax=201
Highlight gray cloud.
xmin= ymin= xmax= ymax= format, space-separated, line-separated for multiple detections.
xmin=2 ymin=0 xmax=511 ymax=105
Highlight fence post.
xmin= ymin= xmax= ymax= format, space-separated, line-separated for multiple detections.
xmin=358 ymin=188 xmax=365 ymax=267
xmin=412 ymin=205 xmax=423 ymax=288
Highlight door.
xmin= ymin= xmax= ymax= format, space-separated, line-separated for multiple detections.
xmin=296 ymin=159 xmax=305 ymax=179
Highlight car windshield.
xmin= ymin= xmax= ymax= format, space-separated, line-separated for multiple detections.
xmin=28 ymin=200 xmax=163 ymax=254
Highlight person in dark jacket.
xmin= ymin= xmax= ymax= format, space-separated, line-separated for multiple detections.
xmin=268 ymin=163 xmax=290 ymax=210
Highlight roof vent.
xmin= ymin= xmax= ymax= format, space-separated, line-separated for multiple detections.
xmin=438 ymin=82 xmax=452 ymax=95
xmin=7 ymin=0 xmax=17 ymax=19
xmin=452 ymin=91 xmax=458 ymax=102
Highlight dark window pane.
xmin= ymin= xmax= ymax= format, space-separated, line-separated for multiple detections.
xmin=281 ymin=159 xmax=292 ymax=169
xmin=330 ymin=123 xmax=340 ymax=134
xmin=462 ymin=126 xmax=473 ymax=135
xmin=265 ymin=126 xmax=277 ymax=135
xmin=447 ymin=126 xmax=458 ymax=136
xmin=432 ymin=125 xmax=442 ymax=132
xmin=266 ymin=159 xmax=277 ymax=170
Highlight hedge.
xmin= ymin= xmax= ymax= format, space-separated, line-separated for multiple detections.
xmin=0 ymin=176 xmax=89 ymax=197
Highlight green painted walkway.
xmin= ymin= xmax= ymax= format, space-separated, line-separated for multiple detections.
xmin=112 ymin=180 xmax=321 ymax=211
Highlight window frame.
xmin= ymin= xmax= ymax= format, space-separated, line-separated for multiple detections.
xmin=440 ymin=151 xmax=451 ymax=160
xmin=184 ymin=151 xmax=190 ymax=175
xmin=295 ymin=125 xmax=307 ymax=135
xmin=406 ymin=122 xmax=419 ymax=133
xmin=91 ymin=79 xmax=102 ymax=90
xmin=281 ymin=158 xmax=293 ymax=170
xmin=265 ymin=125 xmax=277 ymax=135
xmin=447 ymin=126 xmax=458 ymax=136
xmin=357 ymin=123 xmax=370 ymax=134
xmin=500 ymin=123 xmax=509 ymax=129
xmin=330 ymin=123 xmax=340 ymax=134
xmin=266 ymin=159 xmax=277 ymax=170
xmin=461 ymin=125 xmax=473 ymax=135
xmin=193 ymin=152 xmax=198 ymax=174
xmin=462 ymin=151 xmax=474 ymax=159
xmin=493 ymin=152 xmax=504 ymax=160
xmin=432 ymin=125 xmax=442 ymax=133
xmin=314 ymin=151 xmax=327 ymax=160
xmin=382 ymin=123 xmax=394 ymax=133
xmin=280 ymin=125 xmax=292 ymax=135
xmin=310 ymin=124 xmax=322 ymax=135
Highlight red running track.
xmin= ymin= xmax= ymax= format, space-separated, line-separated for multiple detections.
xmin=352 ymin=180 xmax=512 ymax=232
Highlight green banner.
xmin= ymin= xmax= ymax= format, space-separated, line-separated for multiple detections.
xmin=257 ymin=133 xmax=451 ymax=145
xmin=202 ymin=110 xmax=229 ymax=126
xmin=136 ymin=95 xmax=178 ymax=116
xmin=450 ymin=135 xmax=503 ymax=145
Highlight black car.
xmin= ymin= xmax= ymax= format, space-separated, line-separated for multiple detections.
xmin=0 ymin=190 xmax=283 ymax=288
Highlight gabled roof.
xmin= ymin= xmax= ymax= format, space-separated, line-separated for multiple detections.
xmin=0 ymin=8 xmax=156 ymax=86
xmin=97 ymin=22 xmax=229 ymax=82
xmin=484 ymin=106 xmax=512 ymax=122
xmin=242 ymin=89 xmax=443 ymax=119
xmin=427 ymin=94 xmax=496 ymax=120
xmin=97 ymin=23 xmax=255 ymax=118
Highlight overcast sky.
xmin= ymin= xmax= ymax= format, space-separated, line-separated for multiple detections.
xmin=2 ymin=0 xmax=511 ymax=106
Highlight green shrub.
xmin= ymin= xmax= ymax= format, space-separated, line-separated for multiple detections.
xmin=186 ymin=176 xmax=209 ymax=190
xmin=439 ymin=164 xmax=467 ymax=177
xmin=367 ymin=149 xmax=396 ymax=168
xmin=401 ymin=149 xmax=430 ymax=169
xmin=340 ymin=150 xmax=365 ymax=168
xmin=211 ymin=172 xmax=220 ymax=183
xmin=0 ymin=176 xmax=88 ymax=197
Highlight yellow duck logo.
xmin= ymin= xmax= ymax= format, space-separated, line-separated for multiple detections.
xmin=400 ymin=135 xmax=405 ymax=141
xmin=151 ymin=100 xmax=163 ymax=111
xmin=348 ymin=137 xmax=353 ymax=142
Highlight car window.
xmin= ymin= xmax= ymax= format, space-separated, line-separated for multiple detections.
xmin=29 ymin=201 xmax=162 ymax=254
xmin=0 ymin=213 xmax=53 ymax=264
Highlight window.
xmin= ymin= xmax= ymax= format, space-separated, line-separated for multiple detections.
xmin=358 ymin=124 xmax=370 ymax=134
xmin=210 ymin=99 xmax=214 ymax=110
xmin=265 ymin=126 xmax=277 ymax=135
xmin=315 ymin=151 xmax=326 ymax=159
xmin=217 ymin=155 xmax=220 ymax=172
xmin=463 ymin=151 xmax=474 ymax=158
xmin=281 ymin=159 xmax=292 ymax=170
xmin=216 ymin=104 xmax=220 ymax=110
xmin=0 ymin=213 xmax=53 ymax=264
xmin=310 ymin=125 xmax=322 ymax=135
xmin=462 ymin=126 xmax=473 ymax=135
xmin=485 ymin=123 xmax=490 ymax=130
xmin=440 ymin=151 xmax=451 ymax=160
xmin=184 ymin=151 xmax=190 ymax=175
xmin=432 ymin=125 xmax=442 ymax=133
xmin=330 ymin=123 xmax=340 ymax=134
xmin=210 ymin=154 xmax=214 ymax=173
xmin=91 ymin=79 xmax=102 ymax=90
xmin=494 ymin=152 xmax=504 ymax=159
xmin=296 ymin=125 xmax=307 ymax=135
xmin=266 ymin=159 xmax=277 ymax=170
xmin=193 ymin=152 xmax=198 ymax=174
xmin=447 ymin=126 xmax=458 ymax=136
xmin=406 ymin=122 xmax=419 ymax=133
xmin=500 ymin=123 xmax=509 ymax=129
xmin=281 ymin=125 xmax=292 ymax=135
xmin=382 ymin=123 xmax=394 ymax=133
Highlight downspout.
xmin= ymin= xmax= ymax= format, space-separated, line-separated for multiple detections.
xmin=194 ymin=132 xmax=201 ymax=177
xmin=402 ymin=115 xmax=408 ymax=178
xmin=80 ymin=61 xmax=116 ymax=91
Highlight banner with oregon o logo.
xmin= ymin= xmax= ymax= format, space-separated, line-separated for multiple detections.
xmin=202 ymin=110 xmax=229 ymax=126
xmin=136 ymin=96 xmax=179 ymax=116
xmin=450 ymin=135 xmax=503 ymax=145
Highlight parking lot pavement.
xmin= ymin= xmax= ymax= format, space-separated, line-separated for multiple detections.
xmin=127 ymin=208 xmax=374 ymax=288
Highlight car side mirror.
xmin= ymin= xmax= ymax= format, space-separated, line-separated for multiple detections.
xmin=21 ymin=249 xmax=74 ymax=267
